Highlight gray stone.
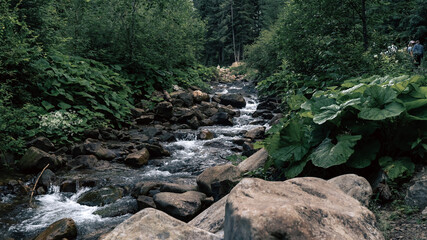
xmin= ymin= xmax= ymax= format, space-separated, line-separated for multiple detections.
xmin=155 ymin=101 xmax=173 ymax=119
xmin=243 ymin=126 xmax=265 ymax=140
xmin=154 ymin=191 xmax=207 ymax=221
xmin=27 ymin=137 xmax=55 ymax=152
xmin=238 ymin=148 xmax=268 ymax=174
xmin=34 ymin=218 xmax=77 ymax=240
xmin=94 ymin=198 xmax=138 ymax=218
xmin=198 ymin=129 xmax=215 ymax=140
xmin=219 ymin=94 xmax=246 ymax=108
xmin=193 ymin=90 xmax=210 ymax=103
xmin=210 ymin=112 xmax=233 ymax=126
xmin=137 ymin=195 xmax=156 ymax=210
xmin=224 ymin=178 xmax=384 ymax=240
xmin=405 ymin=167 xmax=427 ymax=209
xmin=39 ymin=169 xmax=56 ymax=190
xmin=197 ymin=164 xmax=241 ymax=200
xmin=124 ymin=148 xmax=150 ymax=167
xmin=328 ymin=174 xmax=373 ymax=206
xmin=160 ymin=183 xmax=198 ymax=193
xmin=19 ymin=147 xmax=60 ymax=173
xmin=189 ymin=195 xmax=228 ymax=235
xmin=94 ymin=147 xmax=116 ymax=161
xmin=77 ymin=186 xmax=124 ymax=206
xmin=100 ymin=208 xmax=221 ymax=240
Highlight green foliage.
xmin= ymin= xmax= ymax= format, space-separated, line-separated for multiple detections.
xmin=32 ymin=51 xmax=133 ymax=127
xmin=260 ymin=75 xmax=427 ymax=180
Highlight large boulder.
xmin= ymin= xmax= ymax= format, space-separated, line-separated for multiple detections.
xmin=224 ymin=178 xmax=384 ymax=240
xmin=243 ymin=126 xmax=265 ymax=140
xmin=405 ymin=167 xmax=427 ymax=209
xmin=155 ymin=101 xmax=173 ymax=119
xmin=210 ymin=112 xmax=233 ymax=126
xmin=219 ymin=94 xmax=246 ymax=108
xmin=77 ymin=186 xmax=124 ymax=206
xmin=189 ymin=195 xmax=228 ymax=235
xmin=19 ymin=147 xmax=61 ymax=173
xmin=159 ymin=183 xmax=198 ymax=193
xmin=27 ymin=137 xmax=55 ymax=152
xmin=137 ymin=195 xmax=156 ymax=210
xmin=237 ymin=148 xmax=268 ymax=173
xmin=94 ymin=198 xmax=138 ymax=218
xmin=67 ymin=155 xmax=105 ymax=170
xmin=153 ymin=191 xmax=207 ymax=221
xmin=197 ymin=164 xmax=241 ymax=200
xmin=100 ymin=208 xmax=221 ymax=240
xmin=124 ymin=148 xmax=150 ymax=167
xmin=328 ymin=174 xmax=373 ymax=206
xmin=170 ymin=91 xmax=194 ymax=107
xmin=34 ymin=218 xmax=77 ymax=240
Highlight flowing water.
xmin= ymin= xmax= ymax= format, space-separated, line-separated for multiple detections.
xmin=1 ymin=81 xmax=269 ymax=240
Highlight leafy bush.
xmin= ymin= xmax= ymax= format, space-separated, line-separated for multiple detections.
xmin=32 ymin=51 xmax=133 ymax=127
xmin=259 ymin=75 xmax=427 ymax=180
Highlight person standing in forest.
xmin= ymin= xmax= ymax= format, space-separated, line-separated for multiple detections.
xmin=407 ymin=41 xmax=415 ymax=56
xmin=412 ymin=40 xmax=424 ymax=67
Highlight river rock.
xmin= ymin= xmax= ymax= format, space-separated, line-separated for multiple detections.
xmin=189 ymin=194 xmax=228 ymax=235
xmin=77 ymin=186 xmax=124 ymax=206
xmin=198 ymin=129 xmax=215 ymax=140
xmin=137 ymin=195 xmax=156 ymax=210
xmin=124 ymin=148 xmax=150 ymax=167
xmin=188 ymin=115 xmax=200 ymax=129
xmin=60 ymin=180 xmax=77 ymax=193
xmin=94 ymin=198 xmax=138 ymax=218
xmin=39 ymin=169 xmax=56 ymax=190
xmin=100 ymin=208 xmax=221 ymax=240
xmin=135 ymin=114 xmax=154 ymax=125
xmin=243 ymin=126 xmax=265 ymax=140
xmin=27 ymin=137 xmax=55 ymax=152
xmin=34 ymin=218 xmax=77 ymax=240
xmin=328 ymin=174 xmax=373 ymax=206
xmin=197 ymin=164 xmax=241 ymax=200
xmin=170 ymin=90 xmax=194 ymax=107
xmin=19 ymin=147 xmax=61 ymax=173
xmin=210 ymin=112 xmax=233 ymax=126
xmin=137 ymin=143 xmax=170 ymax=157
xmin=68 ymin=155 xmax=103 ymax=170
xmin=237 ymin=148 xmax=268 ymax=173
xmin=132 ymin=181 xmax=163 ymax=197
xmin=155 ymin=101 xmax=173 ymax=119
xmin=224 ymin=178 xmax=384 ymax=240
xmin=153 ymin=191 xmax=207 ymax=221
xmin=405 ymin=167 xmax=427 ymax=209
xmin=193 ymin=90 xmax=210 ymax=103
xmin=160 ymin=183 xmax=198 ymax=193
xmin=94 ymin=147 xmax=116 ymax=161
xmin=219 ymin=94 xmax=246 ymax=108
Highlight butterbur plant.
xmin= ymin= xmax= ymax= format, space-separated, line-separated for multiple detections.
xmin=39 ymin=110 xmax=84 ymax=143
xmin=260 ymin=75 xmax=427 ymax=180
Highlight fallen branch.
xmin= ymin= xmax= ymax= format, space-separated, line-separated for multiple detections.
xmin=29 ymin=163 xmax=49 ymax=207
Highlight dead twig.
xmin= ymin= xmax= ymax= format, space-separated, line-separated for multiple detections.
xmin=29 ymin=164 xmax=49 ymax=207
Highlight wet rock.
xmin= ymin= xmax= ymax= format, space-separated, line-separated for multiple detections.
xmin=132 ymin=181 xmax=164 ymax=197
xmin=153 ymin=191 xmax=207 ymax=221
xmin=137 ymin=195 xmax=156 ymax=210
xmin=34 ymin=218 xmax=77 ymax=240
xmin=77 ymin=186 xmax=124 ymax=206
xmin=37 ymin=186 xmax=46 ymax=195
xmin=328 ymin=174 xmax=373 ymax=206
xmin=197 ymin=164 xmax=241 ymax=200
xmin=131 ymin=108 xmax=145 ymax=118
xmin=19 ymin=147 xmax=61 ymax=173
xmin=198 ymin=129 xmax=215 ymax=140
xmin=224 ymin=178 xmax=384 ymax=240
xmin=241 ymin=141 xmax=256 ymax=157
xmin=27 ymin=137 xmax=55 ymax=152
xmin=173 ymin=107 xmax=195 ymax=123
xmin=244 ymin=126 xmax=265 ymax=140
xmin=100 ymin=208 xmax=221 ymax=240
xmin=135 ymin=115 xmax=154 ymax=125
xmin=158 ymin=131 xmax=176 ymax=142
xmin=193 ymin=90 xmax=210 ymax=103
xmin=83 ymin=129 xmax=101 ymax=140
xmin=210 ymin=112 xmax=233 ymax=126
xmin=405 ymin=167 xmax=427 ymax=209
xmin=187 ymin=116 xmax=199 ymax=129
xmin=170 ymin=90 xmax=194 ymax=107
xmin=94 ymin=147 xmax=116 ymax=161
xmin=189 ymin=195 xmax=228 ymax=235
xmin=137 ymin=143 xmax=170 ymax=158
xmin=204 ymin=107 xmax=219 ymax=117
xmin=39 ymin=169 xmax=56 ymax=190
xmin=219 ymin=105 xmax=239 ymax=117
xmin=60 ymin=180 xmax=77 ymax=193
xmin=68 ymin=155 xmax=101 ymax=170
xmin=200 ymin=119 xmax=214 ymax=126
xmin=160 ymin=183 xmax=198 ymax=193
xmin=238 ymin=148 xmax=268 ymax=173
xmin=94 ymin=198 xmax=138 ymax=218
xmin=71 ymin=141 xmax=100 ymax=157
xmin=124 ymin=148 xmax=150 ymax=167
xmin=219 ymin=94 xmax=246 ymax=108
xmin=155 ymin=101 xmax=173 ymax=119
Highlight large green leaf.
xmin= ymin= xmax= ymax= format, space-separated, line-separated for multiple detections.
xmin=313 ymin=98 xmax=361 ymax=124
xmin=379 ymin=157 xmax=415 ymax=180
xmin=346 ymin=140 xmax=380 ymax=168
xmin=358 ymin=102 xmax=405 ymax=120
xmin=363 ymin=85 xmax=397 ymax=106
xmin=285 ymin=159 xmax=309 ymax=178
xmin=310 ymin=134 xmax=361 ymax=168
